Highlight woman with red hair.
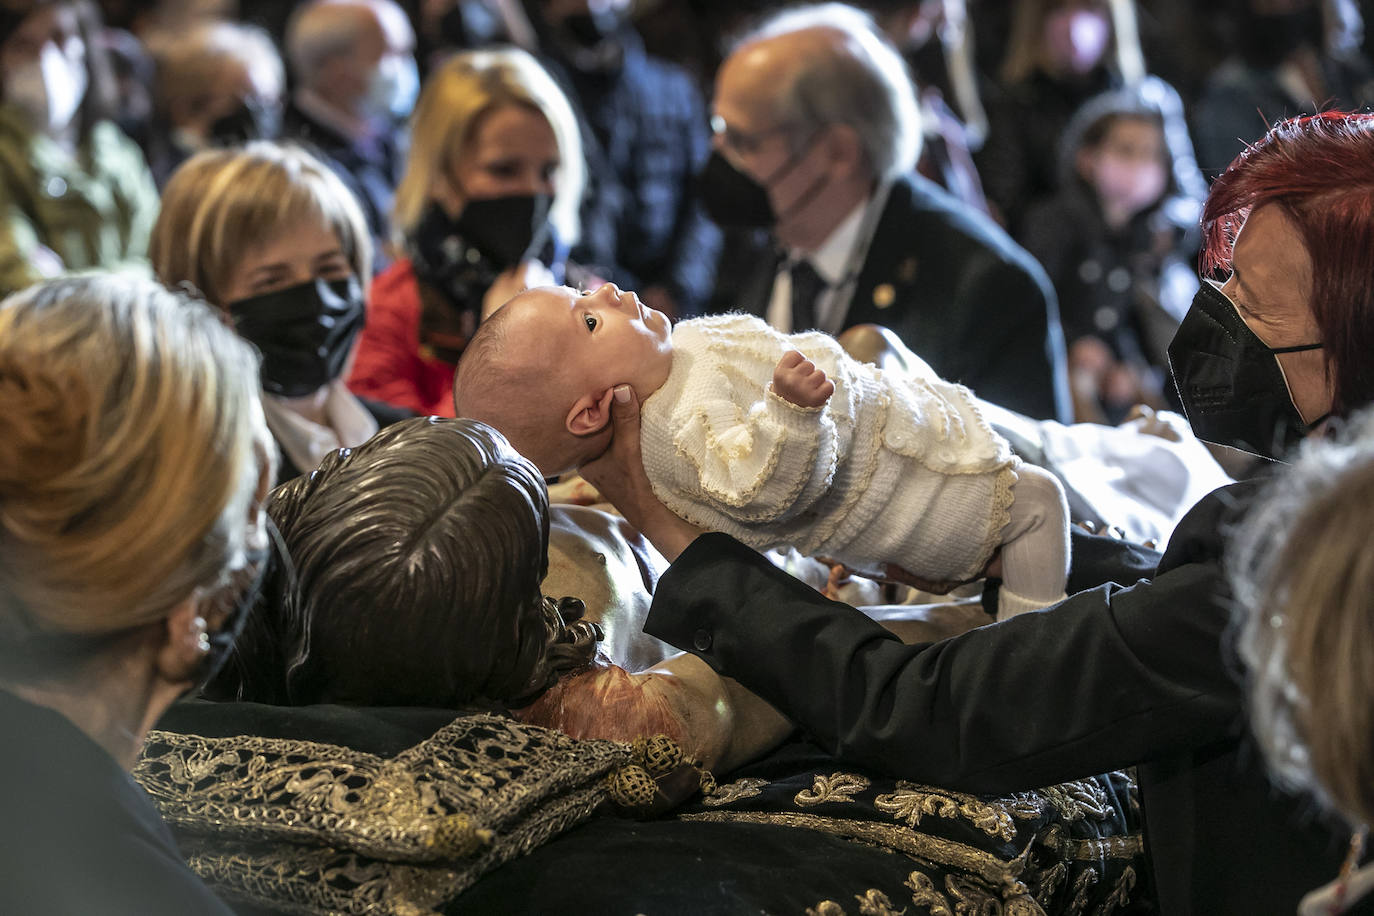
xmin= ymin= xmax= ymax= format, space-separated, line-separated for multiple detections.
xmin=584 ymin=111 xmax=1374 ymax=914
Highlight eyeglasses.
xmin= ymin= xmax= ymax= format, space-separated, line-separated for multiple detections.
xmin=710 ymin=114 xmax=797 ymax=156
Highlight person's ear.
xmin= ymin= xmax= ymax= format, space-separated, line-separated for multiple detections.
xmin=823 ymin=123 xmax=866 ymax=179
xmin=565 ymin=387 xmax=617 ymax=436
xmin=154 ymin=594 xmax=206 ymax=687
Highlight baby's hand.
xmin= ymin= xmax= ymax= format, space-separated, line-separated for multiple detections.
xmin=772 ymin=350 xmax=835 ymax=408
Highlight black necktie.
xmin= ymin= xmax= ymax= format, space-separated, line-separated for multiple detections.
xmin=789 ymin=258 xmax=826 ymax=332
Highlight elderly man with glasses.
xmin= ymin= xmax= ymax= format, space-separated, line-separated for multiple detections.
xmin=699 ymin=2 xmax=1070 ymax=422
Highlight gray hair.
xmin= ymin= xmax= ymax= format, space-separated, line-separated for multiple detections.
xmin=1230 ymin=407 xmax=1374 ymax=826
xmin=744 ymin=3 xmax=922 ymax=180
xmin=286 ymin=0 xmax=411 ymax=86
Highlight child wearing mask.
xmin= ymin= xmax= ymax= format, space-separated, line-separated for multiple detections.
xmin=1020 ymin=80 xmax=1204 ymax=424
xmin=456 ymin=284 xmax=1071 ymax=620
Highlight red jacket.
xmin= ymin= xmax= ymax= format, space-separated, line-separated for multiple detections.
xmin=348 ymin=259 xmax=457 ymax=417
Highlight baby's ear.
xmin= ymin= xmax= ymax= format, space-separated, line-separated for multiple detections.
xmin=566 ymin=387 xmax=618 ymax=436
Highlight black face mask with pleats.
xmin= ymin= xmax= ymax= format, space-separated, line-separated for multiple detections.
xmin=1168 ymin=280 xmax=1326 ymax=460
xmin=229 ymin=276 xmax=365 ymax=398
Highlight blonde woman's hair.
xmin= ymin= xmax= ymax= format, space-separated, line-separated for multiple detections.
xmin=0 ymin=275 xmax=269 ymax=677
xmin=391 ymin=48 xmax=584 ymax=246
xmin=150 ymin=142 xmax=371 ymax=307
xmin=1231 ymin=408 xmax=1374 ymax=828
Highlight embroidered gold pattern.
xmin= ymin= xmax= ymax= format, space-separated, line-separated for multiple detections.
xmin=796 ymin=772 xmax=872 ymax=806
xmin=1041 ymin=780 xmax=1112 ymax=824
xmin=135 ymin=715 xmax=630 ymax=915
xmin=855 ymin=888 xmax=906 ymax=915
xmin=874 ymin=782 xmax=1042 ymax=842
xmin=679 ymin=812 xmax=1029 ymax=886
xmin=702 ymin=776 xmax=769 ymax=807
xmin=905 ymin=873 xmax=954 ymax=916
xmin=1091 ymin=866 xmax=1136 ymax=916
xmin=807 ymin=902 xmax=850 ymax=916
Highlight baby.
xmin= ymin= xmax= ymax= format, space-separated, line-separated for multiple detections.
xmin=455 ymin=284 xmax=1070 ymax=618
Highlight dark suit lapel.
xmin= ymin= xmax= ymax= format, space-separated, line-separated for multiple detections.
xmin=844 ymin=176 xmax=925 ymax=329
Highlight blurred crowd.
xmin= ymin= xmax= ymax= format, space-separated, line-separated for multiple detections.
xmin=2 ymin=0 xmax=1371 ymax=449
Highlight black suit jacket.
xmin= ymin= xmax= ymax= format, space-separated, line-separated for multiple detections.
xmin=719 ymin=174 xmax=1071 ymax=423
xmin=645 ymin=481 xmax=1362 ymax=915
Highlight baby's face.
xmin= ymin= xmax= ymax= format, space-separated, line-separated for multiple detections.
xmin=507 ymin=284 xmax=675 ymax=402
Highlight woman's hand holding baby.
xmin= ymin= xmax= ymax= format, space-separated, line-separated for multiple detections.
xmin=581 ymin=385 xmax=705 ymax=562
xmin=772 ymin=350 xmax=835 ymax=408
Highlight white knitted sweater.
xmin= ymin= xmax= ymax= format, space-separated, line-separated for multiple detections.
xmin=639 ymin=314 xmax=1018 ymax=581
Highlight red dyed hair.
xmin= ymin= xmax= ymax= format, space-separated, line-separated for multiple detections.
xmin=1202 ymin=111 xmax=1374 ymax=419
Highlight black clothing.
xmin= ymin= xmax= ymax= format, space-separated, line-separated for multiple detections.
xmin=714 ymin=174 xmax=1071 ymax=422
xmin=272 ymin=396 xmax=413 ymax=486
xmin=280 ymin=99 xmax=406 ymax=275
xmin=977 ymin=66 xmax=1118 ymax=235
xmin=644 ymin=481 xmax=1362 ymax=914
xmin=541 ymin=29 xmax=721 ymax=315
xmin=0 ymin=689 xmax=234 ymax=915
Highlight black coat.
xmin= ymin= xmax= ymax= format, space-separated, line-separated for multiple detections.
xmin=644 ymin=481 xmax=1366 ymax=915
xmin=280 ymin=100 xmax=406 ymax=275
xmin=0 ymin=690 xmax=235 ymax=914
xmin=718 ymin=174 xmax=1071 ymax=423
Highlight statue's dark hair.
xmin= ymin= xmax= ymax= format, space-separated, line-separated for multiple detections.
xmin=208 ymin=417 xmax=597 ymax=708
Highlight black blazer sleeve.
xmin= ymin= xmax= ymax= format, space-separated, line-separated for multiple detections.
xmin=644 ymin=482 xmax=1254 ymax=794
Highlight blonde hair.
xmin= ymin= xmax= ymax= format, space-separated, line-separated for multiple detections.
xmin=392 ymin=48 xmax=584 ymax=246
xmin=150 ymin=20 xmax=284 ymax=123
xmin=150 ymin=142 xmax=371 ymax=308
xmin=0 ymin=275 xmax=268 ymax=670
xmin=1232 ymin=409 xmax=1374 ymax=827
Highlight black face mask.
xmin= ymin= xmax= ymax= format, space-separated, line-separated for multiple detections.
xmin=229 ymin=277 xmax=366 ymax=398
xmin=696 ymin=137 xmax=826 ymax=230
xmin=1168 ymin=280 xmax=1325 ymax=460
xmin=416 ymin=193 xmax=554 ymax=271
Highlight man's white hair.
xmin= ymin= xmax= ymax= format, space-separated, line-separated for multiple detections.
xmin=286 ymin=0 xmax=412 ymax=87
xmin=744 ymin=3 xmax=922 ymax=180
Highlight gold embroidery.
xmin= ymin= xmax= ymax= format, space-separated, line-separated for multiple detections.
xmin=1067 ymin=836 xmax=1144 ymax=861
xmin=702 ymin=776 xmax=769 ymax=807
xmin=136 ymin=715 xmax=630 ymax=914
xmin=1091 ymin=866 xmax=1136 ymax=916
xmin=1032 ymin=862 xmax=1068 ymax=908
xmin=807 ymin=902 xmax=850 ymax=916
xmin=856 ymin=888 xmax=906 ymax=915
xmin=679 ymin=811 xmax=1028 ymax=886
xmin=796 ymin=772 xmax=872 ymax=806
xmin=905 ymin=873 xmax=953 ymax=916
xmin=1041 ymin=780 xmax=1112 ymax=824
xmin=1064 ymin=868 xmax=1099 ymax=916
xmin=874 ymin=783 xmax=1042 ymax=842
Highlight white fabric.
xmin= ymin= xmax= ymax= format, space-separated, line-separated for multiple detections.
xmin=766 ymin=181 xmax=893 ymax=335
xmin=639 ymin=313 xmax=1028 ymax=584
xmin=1298 ymin=860 xmax=1374 ymax=915
xmin=993 ymin=464 xmax=1071 ymax=618
xmin=263 ymin=380 xmax=379 ymax=475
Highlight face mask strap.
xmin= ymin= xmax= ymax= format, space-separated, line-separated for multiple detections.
xmin=1268 ymin=342 xmax=1323 ymax=354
